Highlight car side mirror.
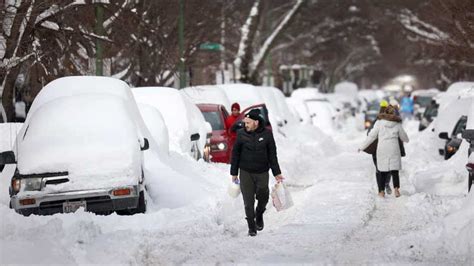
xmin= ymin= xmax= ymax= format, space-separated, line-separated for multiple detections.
xmin=462 ymin=129 xmax=474 ymax=140
xmin=438 ymin=132 xmax=449 ymax=140
xmin=190 ymin=133 xmax=200 ymax=141
xmin=141 ymin=138 xmax=149 ymax=151
xmin=0 ymin=151 xmax=16 ymax=164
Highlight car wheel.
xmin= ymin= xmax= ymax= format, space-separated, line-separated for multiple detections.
xmin=116 ymin=191 xmax=147 ymax=215
xmin=134 ymin=191 xmax=147 ymax=214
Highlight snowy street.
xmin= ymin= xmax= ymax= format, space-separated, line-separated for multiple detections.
xmin=1 ymin=119 xmax=471 ymax=264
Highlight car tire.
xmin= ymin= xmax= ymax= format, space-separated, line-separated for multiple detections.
xmin=116 ymin=190 xmax=147 ymax=215
xmin=134 ymin=190 xmax=147 ymax=214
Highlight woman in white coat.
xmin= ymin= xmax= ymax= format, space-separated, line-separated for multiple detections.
xmin=360 ymin=105 xmax=409 ymax=197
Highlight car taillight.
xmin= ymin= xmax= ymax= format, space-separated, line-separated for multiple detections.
xmin=19 ymin=198 xmax=36 ymax=206
xmin=11 ymin=179 xmax=21 ymax=193
xmin=466 ymin=163 xmax=474 ymax=171
xmin=113 ymin=188 xmax=131 ymax=196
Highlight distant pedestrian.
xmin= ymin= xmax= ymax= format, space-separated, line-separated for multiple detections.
xmin=400 ymin=93 xmax=414 ymax=120
xmin=230 ymin=109 xmax=284 ymax=236
xmin=367 ymin=100 xmax=392 ymax=195
xmin=360 ymin=105 xmax=409 ymax=198
xmin=226 ymin=102 xmax=241 ymax=131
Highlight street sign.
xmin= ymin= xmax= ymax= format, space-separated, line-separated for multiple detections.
xmin=199 ymin=42 xmax=222 ymax=51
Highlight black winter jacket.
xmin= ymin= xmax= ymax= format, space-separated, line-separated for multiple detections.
xmin=230 ymin=125 xmax=281 ymax=176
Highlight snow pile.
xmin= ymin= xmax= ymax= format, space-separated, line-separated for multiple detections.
xmin=441 ymin=191 xmax=474 ymax=256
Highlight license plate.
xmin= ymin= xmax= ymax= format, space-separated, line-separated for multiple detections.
xmin=63 ymin=201 xmax=86 ymax=213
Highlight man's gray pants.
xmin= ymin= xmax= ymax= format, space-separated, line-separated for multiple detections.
xmin=239 ymin=169 xmax=269 ymax=220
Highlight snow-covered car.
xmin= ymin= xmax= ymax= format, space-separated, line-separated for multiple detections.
xmin=433 ymin=83 xmax=474 ymax=156
xmin=133 ymin=87 xmax=211 ymax=161
xmin=136 ymin=103 xmax=170 ymax=159
xmin=461 ymin=102 xmax=474 ymax=192
xmin=304 ymin=99 xmax=336 ymax=134
xmin=364 ymin=101 xmax=380 ymax=129
xmin=334 ymin=81 xmax=359 ymax=115
xmin=412 ymin=88 xmax=439 ymax=119
xmin=2 ymin=77 xmax=151 ymax=216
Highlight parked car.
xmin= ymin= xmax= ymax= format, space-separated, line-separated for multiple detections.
xmin=133 ymin=87 xmax=212 ymax=162
xmin=304 ymin=99 xmax=336 ymax=134
xmin=1 ymin=76 xmax=151 ymax=216
xmin=197 ymin=104 xmax=233 ymax=163
xmin=432 ymin=84 xmax=473 ymax=157
xmin=412 ymin=88 xmax=439 ymax=120
xmin=418 ymin=99 xmax=439 ymax=131
xmin=364 ymin=101 xmax=380 ymax=129
xmin=461 ymin=103 xmax=474 ymax=192
xmin=439 ymin=115 xmax=467 ymax=160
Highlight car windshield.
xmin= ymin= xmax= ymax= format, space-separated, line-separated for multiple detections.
xmin=415 ymin=96 xmax=432 ymax=107
xmin=453 ymin=116 xmax=468 ymax=136
xmin=202 ymin=111 xmax=224 ymax=130
xmin=424 ymin=104 xmax=439 ymax=118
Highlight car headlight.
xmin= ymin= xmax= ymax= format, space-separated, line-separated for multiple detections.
xmin=447 ymin=146 xmax=457 ymax=153
xmin=21 ymin=178 xmax=42 ymax=191
xmin=11 ymin=178 xmax=21 ymax=193
xmin=217 ymin=143 xmax=227 ymax=150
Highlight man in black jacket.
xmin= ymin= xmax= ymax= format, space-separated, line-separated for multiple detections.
xmin=231 ymin=108 xmax=283 ymax=237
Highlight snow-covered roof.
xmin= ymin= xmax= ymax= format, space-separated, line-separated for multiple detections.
xmin=181 ymin=85 xmax=231 ymax=111
xmin=217 ymin=84 xmax=264 ymax=111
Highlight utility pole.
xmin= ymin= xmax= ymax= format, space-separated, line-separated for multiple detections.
xmin=178 ymin=0 xmax=186 ymax=88
xmin=95 ymin=4 xmax=104 ymax=76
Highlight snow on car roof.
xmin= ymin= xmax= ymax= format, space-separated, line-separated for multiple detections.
xmin=18 ymin=95 xmax=141 ymax=180
xmin=181 ymin=85 xmax=232 ymax=111
xmin=217 ymin=84 xmax=264 ymax=111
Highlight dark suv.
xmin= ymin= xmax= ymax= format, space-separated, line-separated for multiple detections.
xmin=419 ymin=100 xmax=439 ymax=131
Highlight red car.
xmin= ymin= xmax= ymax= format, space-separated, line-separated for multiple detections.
xmin=197 ymin=103 xmax=272 ymax=164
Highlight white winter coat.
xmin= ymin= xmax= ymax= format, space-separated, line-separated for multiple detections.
xmin=360 ymin=119 xmax=409 ymax=172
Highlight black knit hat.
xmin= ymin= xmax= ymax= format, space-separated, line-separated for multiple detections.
xmin=245 ymin=109 xmax=264 ymax=123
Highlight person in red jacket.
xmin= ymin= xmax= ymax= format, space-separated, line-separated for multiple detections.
xmin=226 ymin=102 xmax=241 ymax=135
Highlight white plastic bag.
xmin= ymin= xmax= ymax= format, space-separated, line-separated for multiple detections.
xmin=228 ymin=180 xmax=241 ymax=198
xmin=271 ymin=182 xmax=293 ymax=211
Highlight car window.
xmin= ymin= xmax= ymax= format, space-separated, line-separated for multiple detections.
xmin=453 ymin=116 xmax=468 ymax=136
xmin=415 ymin=96 xmax=432 ymax=107
xmin=202 ymin=111 xmax=224 ymax=130
xmin=243 ymin=106 xmax=270 ymax=126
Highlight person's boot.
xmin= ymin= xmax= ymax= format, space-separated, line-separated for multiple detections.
xmin=255 ymin=208 xmax=265 ymax=231
xmin=385 ymin=184 xmax=392 ymax=195
xmin=378 ymin=191 xmax=385 ymax=198
xmin=394 ymin=188 xmax=401 ymax=198
xmin=246 ymin=218 xmax=257 ymax=236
